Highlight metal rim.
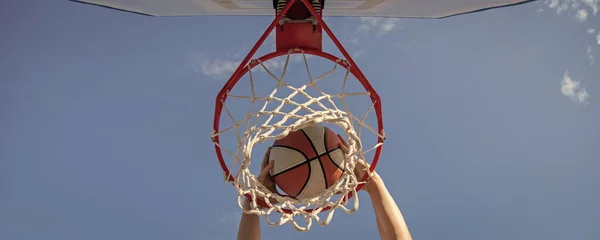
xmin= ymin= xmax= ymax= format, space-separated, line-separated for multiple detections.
xmin=212 ymin=49 xmax=384 ymax=213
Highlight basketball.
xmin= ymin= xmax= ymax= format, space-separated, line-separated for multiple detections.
xmin=269 ymin=124 xmax=345 ymax=199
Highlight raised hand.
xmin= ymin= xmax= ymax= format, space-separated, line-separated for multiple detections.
xmin=337 ymin=134 xmax=377 ymax=193
xmin=257 ymin=147 xmax=278 ymax=194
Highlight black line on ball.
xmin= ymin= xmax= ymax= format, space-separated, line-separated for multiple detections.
xmin=297 ymin=128 xmax=322 ymax=196
xmin=270 ymin=145 xmax=309 ymax=178
xmin=320 ymin=127 xmax=331 ymax=188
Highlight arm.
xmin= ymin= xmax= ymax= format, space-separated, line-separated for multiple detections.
xmin=337 ymin=135 xmax=412 ymax=240
xmin=237 ymin=148 xmax=277 ymax=240
xmin=237 ymin=199 xmax=261 ymax=240
xmin=366 ymin=172 xmax=412 ymax=240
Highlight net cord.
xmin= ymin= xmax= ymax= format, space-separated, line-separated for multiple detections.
xmin=211 ymin=49 xmax=384 ymax=231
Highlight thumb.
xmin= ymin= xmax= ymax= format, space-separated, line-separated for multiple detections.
xmin=260 ymin=160 xmax=274 ymax=176
xmin=261 ymin=147 xmax=272 ymax=169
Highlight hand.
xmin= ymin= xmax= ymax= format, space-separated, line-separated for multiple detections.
xmin=337 ymin=134 xmax=377 ymax=193
xmin=255 ymin=147 xmax=280 ymax=206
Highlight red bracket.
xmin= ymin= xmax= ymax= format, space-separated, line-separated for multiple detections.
xmin=275 ymin=1 xmax=322 ymax=51
xmin=218 ymin=0 xmax=379 ymax=107
xmin=276 ymin=22 xmax=322 ymax=52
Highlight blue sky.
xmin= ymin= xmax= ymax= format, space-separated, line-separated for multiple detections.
xmin=1 ymin=0 xmax=599 ymax=239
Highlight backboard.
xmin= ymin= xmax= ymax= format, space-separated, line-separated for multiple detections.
xmin=71 ymin=0 xmax=535 ymax=18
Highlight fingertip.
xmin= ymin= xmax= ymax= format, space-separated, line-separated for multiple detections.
xmin=265 ymin=160 xmax=274 ymax=170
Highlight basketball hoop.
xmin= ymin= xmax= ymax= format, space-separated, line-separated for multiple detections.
xmin=211 ymin=0 xmax=385 ymax=231
xmin=71 ymin=0 xmax=536 ymax=233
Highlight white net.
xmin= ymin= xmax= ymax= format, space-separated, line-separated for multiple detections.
xmin=211 ymin=49 xmax=384 ymax=231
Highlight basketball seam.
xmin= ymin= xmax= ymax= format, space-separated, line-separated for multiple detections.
xmin=320 ymin=127 xmax=332 ymax=189
xmin=297 ymin=148 xmax=312 ymax=198
xmin=270 ymin=145 xmax=309 ymax=177
xmin=272 ymin=146 xmax=342 ymax=178
xmin=270 ymin=146 xmax=341 ymax=198
xmin=326 ymin=148 xmax=344 ymax=171
xmin=300 ymin=128 xmax=328 ymax=193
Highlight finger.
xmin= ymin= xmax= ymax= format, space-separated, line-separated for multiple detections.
xmin=259 ymin=160 xmax=274 ymax=177
xmin=338 ymin=142 xmax=349 ymax=153
xmin=355 ymin=159 xmax=371 ymax=171
xmin=261 ymin=147 xmax=272 ymax=169
xmin=337 ymin=134 xmax=347 ymax=144
xmin=337 ymin=135 xmax=350 ymax=153
xmin=354 ymin=160 xmax=372 ymax=181
xmin=337 ymin=134 xmax=349 ymax=148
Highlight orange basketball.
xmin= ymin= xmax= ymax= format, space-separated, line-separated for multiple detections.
xmin=269 ymin=124 xmax=345 ymax=199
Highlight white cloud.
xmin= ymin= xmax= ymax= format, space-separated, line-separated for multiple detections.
xmin=357 ymin=17 xmax=400 ymax=37
xmin=379 ymin=19 xmax=399 ymax=36
xmin=189 ymin=54 xmax=241 ymax=77
xmin=353 ymin=50 xmax=365 ymax=58
xmin=543 ymin=0 xmax=599 ymax=19
xmin=587 ymin=46 xmax=595 ymax=64
xmin=561 ymin=71 xmax=590 ymax=104
xmin=575 ymin=9 xmax=589 ymax=22
xmin=348 ymin=17 xmax=401 ymax=45
xmin=541 ymin=1 xmax=600 ymax=65
xmin=583 ymin=0 xmax=599 ymax=14
xmin=219 ymin=211 xmax=242 ymax=224
xmin=189 ymin=53 xmax=309 ymax=78
xmin=266 ymin=30 xmax=277 ymax=53
xmin=544 ymin=0 xmax=574 ymax=14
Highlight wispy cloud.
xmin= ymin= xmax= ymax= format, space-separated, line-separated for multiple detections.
xmin=540 ymin=1 xmax=599 ymax=72
xmin=585 ymin=0 xmax=600 ymax=14
xmin=349 ymin=17 xmax=401 ymax=45
xmin=187 ymin=28 xmax=285 ymax=78
xmin=218 ymin=211 xmax=242 ymax=224
xmin=561 ymin=71 xmax=590 ymax=104
xmin=353 ymin=49 xmax=365 ymax=58
xmin=587 ymin=45 xmax=595 ymax=65
xmin=575 ymin=8 xmax=590 ymax=22
xmin=544 ymin=0 xmax=599 ymax=19
xmin=189 ymin=54 xmax=241 ymax=77
xmin=541 ymin=0 xmax=599 ymax=26
xmin=357 ymin=17 xmax=400 ymax=37
xmin=189 ymin=53 xmax=309 ymax=78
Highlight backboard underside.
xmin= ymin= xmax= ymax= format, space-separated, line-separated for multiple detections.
xmin=71 ymin=0 xmax=535 ymax=18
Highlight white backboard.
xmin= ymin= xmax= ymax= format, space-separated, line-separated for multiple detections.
xmin=71 ymin=0 xmax=535 ymax=18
